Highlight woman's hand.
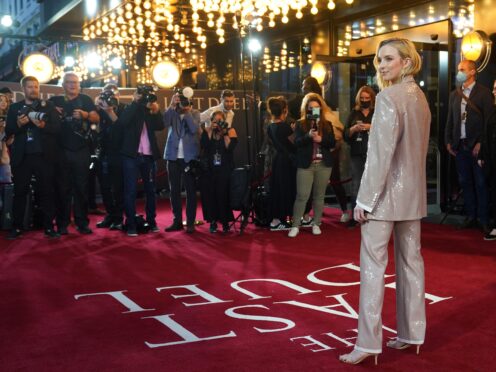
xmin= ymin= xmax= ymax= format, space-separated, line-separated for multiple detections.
xmin=354 ymin=206 xmax=368 ymax=224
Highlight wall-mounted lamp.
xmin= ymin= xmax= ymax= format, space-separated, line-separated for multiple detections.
xmin=461 ymin=30 xmax=492 ymax=72
xmin=19 ymin=52 xmax=55 ymax=83
xmin=151 ymin=60 xmax=181 ymax=88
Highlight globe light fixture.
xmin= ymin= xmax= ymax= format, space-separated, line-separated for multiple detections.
xmin=20 ymin=52 xmax=55 ymax=83
xmin=150 ymin=60 xmax=181 ymax=88
xmin=461 ymin=30 xmax=492 ymax=71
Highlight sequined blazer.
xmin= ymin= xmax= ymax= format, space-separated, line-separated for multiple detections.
xmin=356 ymin=76 xmax=431 ymax=221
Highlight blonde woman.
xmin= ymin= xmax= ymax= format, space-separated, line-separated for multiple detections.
xmin=288 ymin=93 xmax=335 ymax=237
xmin=339 ymin=38 xmax=431 ymax=365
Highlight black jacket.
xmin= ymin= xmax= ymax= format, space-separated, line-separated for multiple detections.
xmin=294 ymin=119 xmax=335 ymax=169
xmin=119 ymin=102 xmax=164 ymax=160
xmin=344 ymin=109 xmax=374 ymax=156
xmin=97 ymin=103 xmax=126 ymax=157
xmin=5 ymin=100 xmax=61 ymax=168
xmin=445 ymin=83 xmax=494 ymax=150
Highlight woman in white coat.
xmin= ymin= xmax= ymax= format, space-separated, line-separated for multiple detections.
xmin=339 ymin=38 xmax=431 ymax=365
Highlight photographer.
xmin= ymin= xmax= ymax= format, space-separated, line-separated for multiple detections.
xmin=49 ymin=72 xmax=99 ymax=235
xmin=200 ymin=111 xmax=238 ymax=233
xmin=163 ymin=88 xmax=200 ymax=233
xmin=288 ymin=93 xmax=336 ymax=238
xmin=200 ymin=89 xmax=235 ymax=127
xmin=94 ymin=84 xmax=126 ymax=230
xmin=5 ymin=76 xmax=61 ymax=239
xmin=120 ymin=85 xmax=164 ymax=237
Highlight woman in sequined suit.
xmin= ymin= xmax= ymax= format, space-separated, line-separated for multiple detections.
xmin=339 ymin=38 xmax=431 ymax=365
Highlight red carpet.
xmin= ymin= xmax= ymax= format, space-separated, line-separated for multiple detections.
xmin=1 ymin=204 xmax=495 ymax=371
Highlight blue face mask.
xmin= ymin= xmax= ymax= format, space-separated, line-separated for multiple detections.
xmin=456 ymin=71 xmax=467 ymax=84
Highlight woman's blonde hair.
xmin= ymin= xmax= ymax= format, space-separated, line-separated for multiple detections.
xmin=354 ymin=86 xmax=376 ymax=111
xmin=299 ymin=93 xmax=333 ymax=134
xmin=373 ymin=38 xmax=422 ymax=90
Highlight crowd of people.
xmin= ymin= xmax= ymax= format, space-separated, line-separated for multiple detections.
xmin=1 ymin=52 xmax=496 ymax=242
xmin=0 ymin=75 xmax=240 ymax=238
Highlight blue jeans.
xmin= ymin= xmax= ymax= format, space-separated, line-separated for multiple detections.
xmin=122 ymin=155 xmax=157 ymax=229
xmin=455 ymin=147 xmax=488 ymax=224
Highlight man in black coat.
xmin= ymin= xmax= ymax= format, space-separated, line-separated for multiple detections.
xmin=49 ymin=72 xmax=100 ymax=235
xmin=94 ymin=84 xmax=126 ymax=230
xmin=5 ymin=76 xmax=61 ymax=239
xmin=445 ymin=59 xmax=494 ymax=233
xmin=120 ymin=87 xmax=164 ymax=237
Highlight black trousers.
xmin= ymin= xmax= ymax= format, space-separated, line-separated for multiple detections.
xmin=200 ymin=167 xmax=234 ymax=224
xmin=167 ymin=159 xmax=197 ymax=226
xmin=88 ymin=157 xmax=100 ymax=210
xmin=55 ymin=147 xmax=91 ymax=229
xmin=99 ymin=154 xmax=124 ymax=224
xmin=12 ymin=154 xmax=55 ymax=230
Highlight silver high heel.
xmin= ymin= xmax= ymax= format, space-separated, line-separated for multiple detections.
xmin=386 ymin=339 xmax=421 ymax=355
xmin=339 ymin=350 xmax=379 ymax=365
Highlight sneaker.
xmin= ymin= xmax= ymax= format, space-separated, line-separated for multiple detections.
xmin=109 ymin=222 xmax=123 ymax=231
xmin=127 ymin=228 xmax=138 ymax=237
xmin=301 ymin=217 xmax=313 ymax=227
xmin=149 ymin=224 xmax=160 ymax=233
xmin=312 ymin=224 xmax=322 ymax=235
xmin=165 ymin=221 xmax=183 ymax=232
xmin=340 ymin=212 xmax=350 ymax=223
xmin=209 ymin=222 xmax=217 ymax=233
xmin=288 ymin=227 xmax=299 ymax=238
xmin=270 ymin=222 xmax=291 ymax=231
xmin=44 ymin=229 xmax=61 ymax=238
xmin=96 ymin=217 xmax=113 ymax=228
xmin=483 ymin=233 xmax=496 ymax=241
xmin=77 ymin=226 xmax=93 ymax=235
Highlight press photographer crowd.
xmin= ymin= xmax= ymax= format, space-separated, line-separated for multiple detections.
xmin=2 ymin=63 xmax=496 ymax=240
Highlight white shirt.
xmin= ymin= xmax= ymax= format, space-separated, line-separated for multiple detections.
xmin=177 ymin=114 xmax=184 ymax=159
xmin=460 ymin=81 xmax=475 ymax=139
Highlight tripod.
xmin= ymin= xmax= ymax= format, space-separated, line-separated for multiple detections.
xmin=228 ymin=20 xmax=265 ymax=234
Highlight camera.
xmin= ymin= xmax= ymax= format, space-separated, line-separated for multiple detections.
xmin=136 ymin=85 xmax=157 ymax=104
xmin=18 ymin=100 xmax=48 ymax=122
xmin=213 ymin=120 xmax=229 ymax=134
xmin=174 ymin=86 xmax=194 ymax=108
xmin=306 ymin=107 xmax=320 ymax=121
xmin=184 ymin=159 xmax=207 ymax=177
xmin=99 ymin=90 xmax=118 ymax=107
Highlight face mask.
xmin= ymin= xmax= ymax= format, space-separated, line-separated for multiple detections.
xmin=456 ymin=71 xmax=467 ymax=84
xmin=360 ymin=101 xmax=371 ymax=109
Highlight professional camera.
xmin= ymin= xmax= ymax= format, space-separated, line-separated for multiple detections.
xmin=136 ymin=85 xmax=157 ymax=104
xmin=18 ymin=100 xmax=48 ymax=122
xmin=99 ymin=90 xmax=118 ymax=107
xmin=184 ymin=158 xmax=207 ymax=177
xmin=213 ymin=120 xmax=229 ymax=134
xmin=173 ymin=86 xmax=194 ymax=108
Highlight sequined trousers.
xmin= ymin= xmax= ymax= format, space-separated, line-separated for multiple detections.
xmin=354 ymin=219 xmax=426 ymax=354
